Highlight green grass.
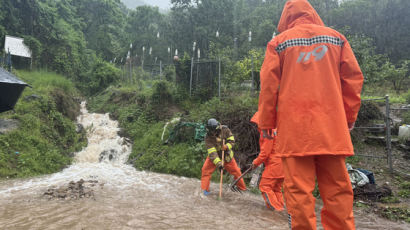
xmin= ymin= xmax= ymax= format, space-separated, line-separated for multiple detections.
xmin=362 ymin=94 xmax=406 ymax=104
xmin=88 ymin=80 xmax=258 ymax=179
xmin=16 ymin=70 xmax=77 ymax=95
xmin=0 ymin=71 xmax=86 ymax=178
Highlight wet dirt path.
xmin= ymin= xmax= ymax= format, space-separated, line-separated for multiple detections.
xmin=0 ymin=102 xmax=408 ymax=229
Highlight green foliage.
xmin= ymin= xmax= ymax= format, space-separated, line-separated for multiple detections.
xmin=189 ymin=95 xmax=258 ymax=123
xmin=354 ymin=201 xmax=369 ymax=208
xmin=398 ymin=181 xmax=410 ymax=198
xmin=78 ymin=60 xmax=122 ymax=95
xmin=400 ymin=181 xmax=410 ymax=189
xmin=378 ymin=60 xmax=410 ymax=94
xmin=332 ymin=0 xmax=410 ymax=63
xmin=380 ymin=196 xmax=400 ymax=203
xmin=1 ymin=0 xmax=408 ymax=97
xmin=404 ymin=90 xmax=410 ymax=104
xmin=151 ymin=81 xmax=173 ymax=106
xmin=378 ymin=207 xmax=410 ymax=223
xmin=403 ymin=111 xmax=410 ymax=125
xmin=222 ymin=48 xmax=265 ymax=85
xmin=88 ymin=82 xmax=258 ymax=179
xmin=0 ymin=71 xmax=86 ymax=178
xmin=23 ymin=36 xmax=43 ymax=64
xmin=16 ymin=71 xmax=77 ymax=95
xmin=249 ymin=187 xmax=261 ymax=195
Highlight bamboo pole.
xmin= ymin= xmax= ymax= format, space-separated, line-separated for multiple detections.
xmin=219 ymin=140 xmax=225 ymax=199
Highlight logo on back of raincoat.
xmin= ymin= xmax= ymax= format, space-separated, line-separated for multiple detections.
xmin=297 ymin=45 xmax=328 ymax=63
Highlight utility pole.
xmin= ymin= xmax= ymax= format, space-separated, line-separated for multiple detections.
xmin=249 ymin=31 xmax=254 ymax=91
xmin=130 ymin=44 xmax=133 ymax=82
xmin=216 ymin=30 xmax=221 ymax=98
xmin=160 ymin=60 xmax=162 ymax=80
xmin=190 ymin=41 xmax=196 ymax=97
xmin=196 ymin=48 xmax=200 ymax=84
xmin=142 ymin=46 xmax=145 ymax=71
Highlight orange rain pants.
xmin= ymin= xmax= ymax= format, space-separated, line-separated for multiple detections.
xmin=260 ymin=177 xmax=284 ymax=211
xmin=257 ymin=145 xmax=285 ymax=211
xmin=282 ymin=155 xmax=355 ymax=230
xmin=252 ymin=112 xmax=285 ymax=211
xmin=201 ymin=157 xmax=246 ymax=192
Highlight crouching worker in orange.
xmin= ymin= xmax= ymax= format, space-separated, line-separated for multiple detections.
xmin=258 ymin=0 xmax=364 ymax=228
xmin=251 ymin=112 xmax=284 ymax=211
xmin=201 ymin=118 xmax=247 ymax=195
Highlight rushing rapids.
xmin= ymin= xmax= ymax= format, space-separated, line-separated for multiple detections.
xmin=0 ymin=102 xmax=408 ymax=229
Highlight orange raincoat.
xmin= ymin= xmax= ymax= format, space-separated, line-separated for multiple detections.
xmin=258 ymin=0 xmax=363 ymax=229
xmin=251 ymin=112 xmax=284 ymax=211
xmin=258 ymin=1 xmax=363 ymax=158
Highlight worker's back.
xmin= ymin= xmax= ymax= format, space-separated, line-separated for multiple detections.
xmin=258 ymin=0 xmax=364 ymax=157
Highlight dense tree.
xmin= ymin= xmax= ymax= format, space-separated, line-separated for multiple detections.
xmin=0 ymin=0 xmax=408 ymax=93
xmin=331 ymin=0 xmax=410 ymax=63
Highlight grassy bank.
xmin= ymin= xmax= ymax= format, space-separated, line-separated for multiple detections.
xmin=88 ymin=80 xmax=258 ymax=179
xmin=0 ymin=71 xmax=86 ymax=178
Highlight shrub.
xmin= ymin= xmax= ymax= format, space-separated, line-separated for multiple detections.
xmin=403 ymin=111 xmax=410 ymax=124
xmin=79 ymin=60 xmax=121 ymax=95
xmin=404 ymin=89 xmax=410 ymax=104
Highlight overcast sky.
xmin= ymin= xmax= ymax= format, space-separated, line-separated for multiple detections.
xmin=147 ymin=0 xmax=171 ymax=9
xmin=122 ymin=0 xmax=171 ymax=9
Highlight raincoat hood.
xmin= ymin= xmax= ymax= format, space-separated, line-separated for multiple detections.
xmin=277 ymin=0 xmax=324 ymax=33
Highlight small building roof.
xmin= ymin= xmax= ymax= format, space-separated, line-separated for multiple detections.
xmin=0 ymin=67 xmax=27 ymax=85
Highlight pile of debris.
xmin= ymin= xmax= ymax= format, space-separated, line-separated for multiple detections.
xmin=347 ymin=164 xmax=392 ymax=202
xmin=43 ymin=179 xmax=99 ymax=200
xmin=354 ymin=183 xmax=392 ymax=202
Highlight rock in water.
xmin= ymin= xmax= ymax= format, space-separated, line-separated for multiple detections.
xmin=43 ymin=179 xmax=98 ymax=200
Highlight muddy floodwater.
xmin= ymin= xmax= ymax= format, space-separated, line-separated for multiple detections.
xmin=0 ymin=103 xmax=408 ymax=230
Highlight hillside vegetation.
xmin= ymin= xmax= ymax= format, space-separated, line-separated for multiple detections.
xmin=0 ymin=71 xmax=86 ymax=178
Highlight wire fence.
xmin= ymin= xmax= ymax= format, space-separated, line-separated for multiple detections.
xmin=355 ymin=96 xmax=410 ymax=178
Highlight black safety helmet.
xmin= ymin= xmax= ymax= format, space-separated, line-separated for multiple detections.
xmin=206 ymin=118 xmax=220 ymax=134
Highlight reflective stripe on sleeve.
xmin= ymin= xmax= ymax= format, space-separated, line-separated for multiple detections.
xmin=227 ymin=136 xmax=235 ymax=141
xmin=207 ymin=147 xmax=217 ymax=155
xmin=226 ymin=143 xmax=233 ymax=150
xmin=213 ymin=157 xmax=221 ymax=165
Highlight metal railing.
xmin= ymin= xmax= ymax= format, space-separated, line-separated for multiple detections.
xmin=355 ymin=95 xmax=409 ymax=177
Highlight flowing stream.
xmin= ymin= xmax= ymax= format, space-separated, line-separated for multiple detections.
xmin=0 ymin=102 xmax=408 ymax=230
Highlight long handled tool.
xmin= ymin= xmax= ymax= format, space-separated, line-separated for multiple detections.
xmin=219 ymin=140 xmax=225 ymax=199
xmin=229 ymin=166 xmax=252 ymax=193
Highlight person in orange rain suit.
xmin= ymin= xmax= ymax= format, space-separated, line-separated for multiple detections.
xmin=251 ymin=111 xmax=285 ymax=211
xmin=201 ymin=118 xmax=247 ymax=195
xmin=258 ymin=0 xmax=363 ymax=229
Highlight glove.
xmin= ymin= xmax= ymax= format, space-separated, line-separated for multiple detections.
xmin=216 ymin=163 xmax=224 ymax=172
xmin=262 ymin=129 xmax=274 ymax=139
xmin=222 ymin=144 xmax=229 ymax=151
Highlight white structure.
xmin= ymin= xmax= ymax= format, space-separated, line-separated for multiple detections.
xmin=4 ymin=35 xmax=32 ymax=58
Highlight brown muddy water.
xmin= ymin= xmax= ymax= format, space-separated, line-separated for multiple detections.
xmin=0 ymin=102 xmax=408 ymax=230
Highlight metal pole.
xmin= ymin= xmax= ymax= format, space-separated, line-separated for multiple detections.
xmin=190 ymin=57 xmax=194 ymax=97
xmin=142 ymin=48 xmax=145 ymax=71
xmin=218 ymin=57 xmax=221 ymax=98
xmin=251 ymin=55 xmax=254 ymax=91
xmin=122 ymin=65 xmax=124 ymax=82
xmin=129 ymin=58 xmax=132 ymax=83
xmin=196 ymin=48 xmax=200 ymax=85
xmin=160 ymin=60 xmax=162 ymax=80
xmin=385 ymin=95 xmax=393 ymax=173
